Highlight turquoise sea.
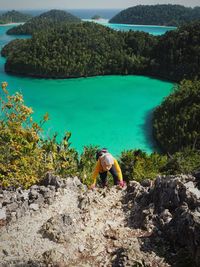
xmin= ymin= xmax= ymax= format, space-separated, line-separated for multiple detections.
xmin=0 ymin=24 xmax=173 ymax=156
xmin=84 ymin=19 xmax=176 ymax=35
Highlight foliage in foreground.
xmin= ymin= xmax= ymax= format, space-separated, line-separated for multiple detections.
xmin=119 ymin=149 xmax=168 ymax=182
xmin=0 ymin=82 xmax=78 ymax=188
xmin=119 ymin=148 xmax=200 ymax=182
xmin=78 ymin=145 xmax=99 ymax=187
xmin=161 ymin=148 xmax=200 ymax=175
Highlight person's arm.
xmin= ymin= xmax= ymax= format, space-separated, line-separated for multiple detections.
xmin=114 ymin=159 xmax=123 ymax=181
xmin=91 ymin=160 xmax=101 ymax=186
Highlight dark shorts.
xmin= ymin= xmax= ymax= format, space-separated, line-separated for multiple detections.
xmin=99 ymin=165 xmax=119 ymax=186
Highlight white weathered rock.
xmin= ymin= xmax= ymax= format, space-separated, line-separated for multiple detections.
xmin=29 ymin=203 xmax=39 ymax=211
xmin=78 ymin=244 xmax=85 ymax=253
xmin=0 ymin=208 xmax=6 ymax=220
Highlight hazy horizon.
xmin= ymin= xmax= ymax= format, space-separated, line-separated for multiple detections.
xmin=0 ymin=0 xmax=199 ymax=10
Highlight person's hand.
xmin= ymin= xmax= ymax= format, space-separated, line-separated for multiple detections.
xmin=118 ymin=180 xmax=125 ymax=188
xmin=90 ymin=183 xmax=96 ymax=190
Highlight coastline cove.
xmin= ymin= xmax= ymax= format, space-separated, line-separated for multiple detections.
xmin=0 ymin=24 xmax=174 ymax=156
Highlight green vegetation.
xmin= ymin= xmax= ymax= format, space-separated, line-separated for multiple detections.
xmin=78 ymin=146 xmax=99 ymax=187
xmin=6 ymin=9 xmax=81 ymax=35
xmin=153 ymin=80 xmax=200 ymax=154
xmin=2 ymin=20 xmax=200 ymax=81
xmin=1 ymin=39 xmax=25 ymax=58
xmin=161 ymin=148 xmax=200 ymax=175
xmin=119 ymin=148 xmax=200 ymax=182
xmin=109 ymin=4 xmax=200 ymax=26
xmin=2 ymin=22 xmax=156 ymax=78
xmin=119 ymin=150 xmax=167 ymax=182
xmin=0 ymin=82 xmax=78 ymax=188
xmin=150 ymin=21 xmax=200 ymax=81
xmin=0 ymin=10 xmax=31 ymax=24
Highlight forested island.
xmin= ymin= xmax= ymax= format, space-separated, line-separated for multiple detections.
xmin=0 ymin=10 xmax=31 ymax=24
xmin=2 ymin=22 xmax=156 ymax=78
xmin=109 ymin=4 xmax=200 ymax=26
xmin=2 ymin=20 xmax=200 ymax=81
xmin=6 ymin=9 xmax=81 ymax=35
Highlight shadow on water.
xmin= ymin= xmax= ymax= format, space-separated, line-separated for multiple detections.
xmin=139 ymin=108 xmax=161 ymax=153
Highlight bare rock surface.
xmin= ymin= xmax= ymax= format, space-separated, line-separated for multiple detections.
xmin=0 ymin=174 xmax=199 ymax=266
xmin=0 ymin=178 xmax=80 ymax=266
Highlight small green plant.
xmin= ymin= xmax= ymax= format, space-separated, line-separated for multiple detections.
xmin=161 ymin=148 xmax=200 ymax=174
xmin=79 ymin=145 xmax=99 ymax=186
xmin=119 ymin=149 xmax=167 ymax=182
xmin=41 ymin=132 xmax=79 ymax=177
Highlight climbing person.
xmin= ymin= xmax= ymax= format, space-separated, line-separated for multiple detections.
xmin=90 ymin=148 xmax=125 ymax=189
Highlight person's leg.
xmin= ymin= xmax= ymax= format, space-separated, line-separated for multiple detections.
xmin=99 ymin=171 xmax=108 ymax=187
xmin=109 ymin=165 xmax=119 ymax=185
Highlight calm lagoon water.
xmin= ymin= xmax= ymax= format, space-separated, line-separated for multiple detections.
xmin=0 ymin=25 xmax=173 ymax=156
xmin=84 ymin=19 xmax=176 ymax=35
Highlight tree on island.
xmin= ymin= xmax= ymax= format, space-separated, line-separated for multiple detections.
xmin=109 ymin=4 xmax=200 ymax=26
xmin=91 ymin=15 xmax=102 ymax=20
xmin=6 ymin=9 xmax=81 ymax=35
xmin=2 ymin=20 xmax=200 ymax=82
xmin=153 ymin=80 xmax=200 ymax=154
xmin=2 ymin=22 xmax=156 ymax=78
xmin=0 ymin=10 xmax=32 ymax=24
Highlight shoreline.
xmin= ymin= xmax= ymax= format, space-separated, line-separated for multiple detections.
xmin=83 ymin=19 xmax=177 ymax=28
xmin=0 ymin=22 xmax=24 ymax=27
xmin=3 ymin=67 xmax=176 ymax=83
xmin=108 ymin=23 xmax=177 ymax=28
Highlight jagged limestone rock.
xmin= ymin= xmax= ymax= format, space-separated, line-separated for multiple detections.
xmin=40 ymin=213 xmax=74 ymax=243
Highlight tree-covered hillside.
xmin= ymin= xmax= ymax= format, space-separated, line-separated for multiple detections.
xmin=2 ymin=20 xmax=200 ymax=81
xmin=0 ymin=10 xmax=31 ymax=24
xmin=150 ymin=21 xmax=200 ymax=81
xmin=153 ymin=80 xmax=200 ymax=154
xmin=6 ymin=9 xmax=81 ymax=35
xmin=2 ymin=22 xmax=156 ymax=78
xmin=109 ymin=5 xmax=200 ymax=26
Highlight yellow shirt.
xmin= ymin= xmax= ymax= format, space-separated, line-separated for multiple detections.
xmin=92 ymin=158 xmax=123 ymax=184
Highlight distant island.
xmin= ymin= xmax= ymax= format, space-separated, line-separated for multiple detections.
xmin=6 ymin=9 xmax=81 ymax=35
xmin=109 ymin=4 xmax=200 ymax=26
xmin=2 ymin=20 xmax=200 ymax=82
xmin=91 ymin=15 xmax=102 ymax=20
xmin=0 ymin=10 xmax=31 ymax=24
